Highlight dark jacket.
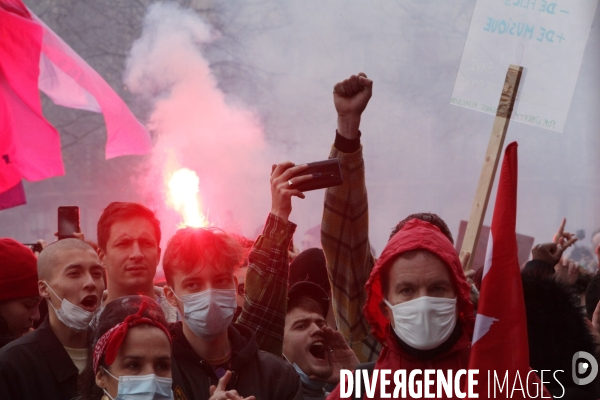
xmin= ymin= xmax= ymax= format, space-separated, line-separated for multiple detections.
xmin=0 ymin=316 xmax=17 ymax=349
xmin=170 ymin=322 xmax=303 ymax=400
xmin=522 ymin=270 xmax=600 ymax=400
xmin=0 ymin=316 xmax=79 ymax=400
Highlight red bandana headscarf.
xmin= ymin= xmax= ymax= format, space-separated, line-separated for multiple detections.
xmin=93 ymin=301 xmax=171 ymax=373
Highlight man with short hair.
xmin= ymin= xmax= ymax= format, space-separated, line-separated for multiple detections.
xmin=95 ymin=201 xmax=176 ymax=322
xmin=161 ymin=161 xmax=311 ymax=400
xmin=0 ymin=239 xmax=104 ymax=399
xmin=283 ymin=281 xmax=359 ymax=400
xmin=0 ymin=238 xmax=40 ymax=348
xmin=163 ymin=228 xmax=303 ymax=400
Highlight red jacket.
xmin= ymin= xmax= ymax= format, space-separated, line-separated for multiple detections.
xmin=328 ymin=219 xmax=475 ymax=399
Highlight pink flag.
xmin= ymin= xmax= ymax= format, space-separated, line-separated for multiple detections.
xmin=0 ymin=88 xmax=25 ymax=210
xmin=0 ymin=0 xmax=151 ymax=199
xmin=467 ymin=142 xmax=550 ymax=398
xmin=0 ymin=86 xmax=26 ymax=210
xmin=34 ymin=12 xmax=152 ymax=159
xmin=0 ymin=1 xmax=64 ymax=192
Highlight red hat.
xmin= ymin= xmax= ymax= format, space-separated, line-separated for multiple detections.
xmin=0 ymin=238 xmax=39 ymax=302
xmin=364 ymin=219 xmax=475 ymax=344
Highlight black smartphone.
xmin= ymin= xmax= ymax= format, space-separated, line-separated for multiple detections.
xmin=58 ymin=206 xmax=80 ymax=240
xmin=23 ymin=242 xmax=43 ymax=253
xmin=292 ymin=158 xmax=343 ymax=192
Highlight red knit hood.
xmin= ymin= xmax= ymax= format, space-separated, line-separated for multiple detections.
xmin=364 ymin=219 xmax=475 ymax=344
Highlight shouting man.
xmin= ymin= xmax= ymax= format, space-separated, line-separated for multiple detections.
xmin=0 ymin=239 xmax=104 ymax=399
xmin=283 ymin=281 xmax=359 ymax=399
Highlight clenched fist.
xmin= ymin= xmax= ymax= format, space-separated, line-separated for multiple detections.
xmin=333 ymin=73 xmax=373 ymax=140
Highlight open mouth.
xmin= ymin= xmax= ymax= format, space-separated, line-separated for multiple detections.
xmin=309 ymin=340 xmax=327 ymax=361
xmin=80 ymin=295 xmax=98 ymax=310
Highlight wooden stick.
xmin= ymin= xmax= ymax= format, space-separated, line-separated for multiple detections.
xmin=460 ymin=64 xmax=523 ymax=272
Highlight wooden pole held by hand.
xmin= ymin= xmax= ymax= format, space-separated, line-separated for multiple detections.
xmin=460 ymin=64 xmax=523 ymax=272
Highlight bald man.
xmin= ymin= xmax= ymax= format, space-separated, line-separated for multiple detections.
xmin=0 ymin=239 xmax=105 ymax=400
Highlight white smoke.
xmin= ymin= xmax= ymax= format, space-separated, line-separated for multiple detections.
xmin=123 ymin=0 xmax=600 ymax=257
xmin=124 ymin=2 xmax=273 ymax=243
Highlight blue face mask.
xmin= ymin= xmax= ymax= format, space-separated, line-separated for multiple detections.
xmin=291 ymin=362 xmax=327 ymax=394
xmin=44 ymin=281 xmax=95 ymax=331
xmin=174 ymin=288 xmax=237 ymax=341
xmin=103 ymin=368 xmax=173 ymax=400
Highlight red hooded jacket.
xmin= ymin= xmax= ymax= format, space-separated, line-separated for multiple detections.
xmin=328 ymin=219 xmax=475 ymax=399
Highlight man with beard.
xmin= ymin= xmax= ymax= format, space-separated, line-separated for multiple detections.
xmin=0 ymin=239 xmax=105 ymax=399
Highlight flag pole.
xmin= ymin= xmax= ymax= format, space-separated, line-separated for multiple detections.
xmin=460 ymin=64 xmax=523 ymax=272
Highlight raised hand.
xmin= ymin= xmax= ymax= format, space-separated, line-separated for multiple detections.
xmin=311 ymin=326 xmax=360 ymax=384
xmin=532 ymin=242 xmax=574 ymax=267
xmin=209 ymin=371 xmax=256 ymax=400
xmin=270 ymin=162 xmax=312 ymax=223
xmin=553 ymin=218 xmax=577 ymax=249
xmin=333 ymin=73 xmax=373 ymax=139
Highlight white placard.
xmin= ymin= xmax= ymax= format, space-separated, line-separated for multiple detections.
xmin=452 ymin=0 xmax=599 ymax=132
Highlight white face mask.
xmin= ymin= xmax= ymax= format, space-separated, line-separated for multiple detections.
xmin=384 ymin=296 xmax=457 ymax=350
xmin=103 ymin=368 xmax=174 ymax=400
xmin=174 ymin=288 xmax=237 ymax=341
xmin=44 ymin=282 xmax=95 ymax=331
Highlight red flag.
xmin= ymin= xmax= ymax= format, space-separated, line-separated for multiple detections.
xmin=0 ymin=98 xmax=26 ymax=210
xmin=0 ymin=2 xmax=64 ymax=193
xmin=0 ymin=0 xmax=152 ymax=203
xmin=0 ymin=181 xmax=26 ymax=210
xmin=467 ymin=142 xmax=549 ymax=398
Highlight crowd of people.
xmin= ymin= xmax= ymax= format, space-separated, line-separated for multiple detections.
xmin=1 ymin=73 xmax=600 ymax=400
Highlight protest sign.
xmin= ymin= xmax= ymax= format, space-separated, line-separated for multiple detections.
xmin=452 ymin=0 xmax=599 ymax=132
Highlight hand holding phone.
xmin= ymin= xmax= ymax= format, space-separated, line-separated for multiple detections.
xmin=290 ymin=159 xmax=343 ymax=192
xmin=58 ymin=206 xmax=80 ymax=240
xmin=270 ymin=162 xmax=310 ymax=223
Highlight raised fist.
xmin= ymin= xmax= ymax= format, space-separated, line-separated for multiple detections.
xmin=333 ymin=73 xmax=373 ymax=118
xmin=333 ymin=73 xmax=373 ymax=140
